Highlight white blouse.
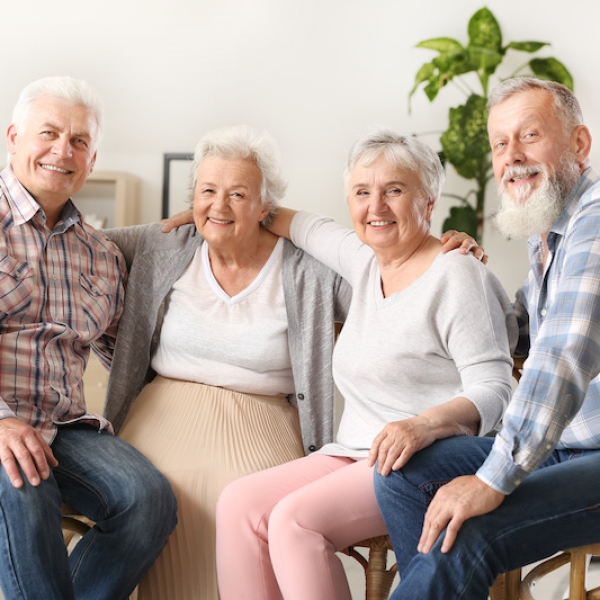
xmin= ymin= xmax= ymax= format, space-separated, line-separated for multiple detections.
xmin=151 ymin=237 xmax=295 ymax=395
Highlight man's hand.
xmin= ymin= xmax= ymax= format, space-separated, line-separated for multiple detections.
xmin=440 ymin=230 xmax=488 ymax=264
xmin=161 ymin=209 xmax=194 ymax=232
xmin=418 ymin=475 xmax=505 ymax=554
xmin=0 ymin=418 xmax=58 ymax=488
xmin=368 ymin=417 xmax=436 ymax=476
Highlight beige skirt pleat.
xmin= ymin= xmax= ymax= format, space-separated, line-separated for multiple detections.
xmin=118 ymin=376 xmax=305 ymax=600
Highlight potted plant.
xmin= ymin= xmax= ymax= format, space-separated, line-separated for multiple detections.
xmin=410 ymin=6 xmax=573 ymax=241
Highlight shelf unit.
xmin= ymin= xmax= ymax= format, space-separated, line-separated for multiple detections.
xmin=74 ymin=170 xmax=140 ymax=228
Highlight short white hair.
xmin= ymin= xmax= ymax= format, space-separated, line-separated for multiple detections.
xmin=11 ymin=76 xmax=104 ymax=146
xmin=344 ymin=128 xmax=445 ymax=201
xmin=487 ymin=77 xmax=583 ymax=135
xmin=191 ymin=125 xmax=287 ymax=225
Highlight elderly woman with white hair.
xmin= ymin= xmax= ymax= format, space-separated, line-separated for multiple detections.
xmin=215 ymin=129 xmax=517 ymax=600
xmin=99 ymin=125 xmax=351 ymax=600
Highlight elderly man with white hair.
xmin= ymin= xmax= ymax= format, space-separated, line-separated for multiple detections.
xmin=0 ymin=76 xmax=177 ymax=600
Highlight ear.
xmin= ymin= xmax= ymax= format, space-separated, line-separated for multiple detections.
xmin=571 ymin=125 xmax=592 ymax=168
xmin=258 ymin=201 xmax=271 ymax=222
xmin=6 ymin=124 xmax=18 ymax=155
xmin=88 ymin=151 xmax=97 ymax=175
xmin=426 ymin=198 xmax=436 ymax=222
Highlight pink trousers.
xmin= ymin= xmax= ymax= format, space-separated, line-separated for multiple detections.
xmin=216 ymin=454 xmax=387 ymax=600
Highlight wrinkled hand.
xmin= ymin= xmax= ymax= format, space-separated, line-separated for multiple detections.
xmin=440 ymin=230 xmax=488 ymax=264
xmin=368 ymin=417 xmax=436 ymax=476
xmin=418 ymin=475 xmax=505 ymax=554
xmin=0 ymin=418 xmax=58 ymax=488
xmin=161 ymin=209 xmax=194 ymax=232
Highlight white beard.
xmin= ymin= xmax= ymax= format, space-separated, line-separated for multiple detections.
xmin=494 ymin=159 xmax=580 ymax=239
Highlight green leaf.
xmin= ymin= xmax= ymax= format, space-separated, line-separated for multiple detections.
xmin=506 ymin=41 xmax=549 ymax=53
xmin=529 ymin=57 xmax=574 ymax=90
xmin=468 ymin=7 xmax=502 ymax=52
xmin=409 ymin=62 xmax=436 ymax=100
xmin=440 ymin=95 xmax=490 ymax=180
xmin=423 ymin=77 xmax=443 ymax=101
xmin=443 ymin=205 xmax=479 ymax=242
xmin=416 ymin=37 xmax=463 ymax=54
xmin=467 ymin=47 xmax=503 ymax=73
xmin=432 ymin=50 xmax=475 ymax=79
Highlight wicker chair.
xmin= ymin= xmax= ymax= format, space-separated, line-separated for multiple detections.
xmin=339 ymin=536 xmax=397 ymax=600
xmin=340 ymin=535 xmax=520 ymax=600
xmin=520 ymin=544 xmax=600 ymax=600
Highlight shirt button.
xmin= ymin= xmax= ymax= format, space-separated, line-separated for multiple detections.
xmin=297 ymin=393 xmax=305 ymax=400
xmin=540 ymin=308 xmax=547 ymax=317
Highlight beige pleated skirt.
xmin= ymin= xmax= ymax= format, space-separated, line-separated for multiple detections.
xmin=118 ymin=376 xmax=305 ymax=600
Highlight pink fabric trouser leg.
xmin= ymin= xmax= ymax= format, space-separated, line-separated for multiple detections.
xmin=216 ymin=454 xmax=387 ymax=600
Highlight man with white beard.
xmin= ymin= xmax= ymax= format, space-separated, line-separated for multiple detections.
xmin=374 ymin=77 xmax=600 ymax=600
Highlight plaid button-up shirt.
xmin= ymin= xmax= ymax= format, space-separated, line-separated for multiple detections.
xmin=0 ymin=165 xmax=126 ymax=443
xmin=479 ymin=167 xmax=600 ymax=495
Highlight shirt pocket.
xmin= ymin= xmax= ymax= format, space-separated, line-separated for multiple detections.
xmin=0 ymin=256 xmax=34 ymax=318
xmin=78 ymin=273 xmax=115 ymax=339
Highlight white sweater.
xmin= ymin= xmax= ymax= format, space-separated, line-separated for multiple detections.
xmin=291 ymin=213 xmax=517 ymax=458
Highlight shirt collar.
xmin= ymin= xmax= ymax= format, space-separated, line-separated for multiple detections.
xmin=549 ymin=167 xmax=598 ymax=236
xmin=0 ymin=164 xmax=82 ymax=230
xmin=527 ymin=167 xmax=599 ymax=250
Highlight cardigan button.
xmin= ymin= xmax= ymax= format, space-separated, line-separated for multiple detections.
xmin=297 ymin=393 xmax=305 ymax=400
xmin=308 ymin=445 xmax=316 ymax=452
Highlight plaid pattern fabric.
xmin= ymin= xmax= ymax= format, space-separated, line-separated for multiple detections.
xmin=0 ymin=166 xmax=125 ymax=442
xmin=479 ymin=168 xmax=600 ymax=494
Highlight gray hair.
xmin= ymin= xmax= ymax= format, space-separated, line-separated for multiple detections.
xmin=191 ymin=125 xmax=287 ymax=225
xmin=11 ymin=76 xmax=104 ymax=147
xmin=487 ymin=77 xmax=583 ymax=134
xmin=343 ymin=128 xmax=445 ymax=202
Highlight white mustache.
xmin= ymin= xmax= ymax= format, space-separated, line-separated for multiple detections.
xmin=502 ymin=164 xmax=545 ymax=184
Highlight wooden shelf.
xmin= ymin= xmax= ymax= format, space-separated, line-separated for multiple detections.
xmin=74 ymin=170 xmax=140 ymax=228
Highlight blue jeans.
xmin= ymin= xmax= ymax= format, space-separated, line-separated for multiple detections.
xmin=0 ymin=426 xmax=177 ymax=600
xmin=374 ymin=436 xmax=600 ymax=600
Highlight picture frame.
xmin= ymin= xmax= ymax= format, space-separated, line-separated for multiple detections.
xmin=161 ymin=153 xmax=194 ymax=219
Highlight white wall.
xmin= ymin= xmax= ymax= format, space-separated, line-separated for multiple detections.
xmin=1 ymin=0 xmax=598 ymax=297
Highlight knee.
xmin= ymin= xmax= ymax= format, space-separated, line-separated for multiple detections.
xmin=217 ymin=477 xmax=248 ymax=527
xmin=118 ymin=462 xmax=178 ymax=539
xmin=217 ymin=475 xmax=273 ymax=543
xmin=267 ymin=495 xmax=305 ymax=549
xmin=374 ymin=468 xmax=409 ymax=510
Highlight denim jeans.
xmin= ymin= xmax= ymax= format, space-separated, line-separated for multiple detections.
xmin=374 ymin=436 xmax=600 ymax=600
xmin=0 ymin=426 xmax=177 ymax=600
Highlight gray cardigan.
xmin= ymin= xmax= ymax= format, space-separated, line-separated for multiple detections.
xmin=100 ymin=223 xmax=350 ymax=454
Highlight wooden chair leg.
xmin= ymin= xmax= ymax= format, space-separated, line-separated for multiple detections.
xmin=569 ymin=548 xmax=588 ymax=600
xmin=490 ymin=569 xmax=521 ymax=600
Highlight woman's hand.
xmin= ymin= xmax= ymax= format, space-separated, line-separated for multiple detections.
xmin=440 ymin=230 xmax=488 ymax=264
xmin=369 ymin=397 xmax=480 ymax=476
xmin=161 ymin=209 xmax=194 ymax=232
xmin=368 ymin=416 xmax=436 ymax=476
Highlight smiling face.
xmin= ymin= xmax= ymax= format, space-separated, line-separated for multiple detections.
xmin=346 ymin=155 xmax=433 ymax=253
xmin=7 ymin=95 xmax=98 ymax=224
xmin=489 ymin=88 xmax=591 ymax=237
xmin=192 ymin=155 xmax=268 ymax=250
xmin=488 ymin=89 xmax=579 ymax=203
